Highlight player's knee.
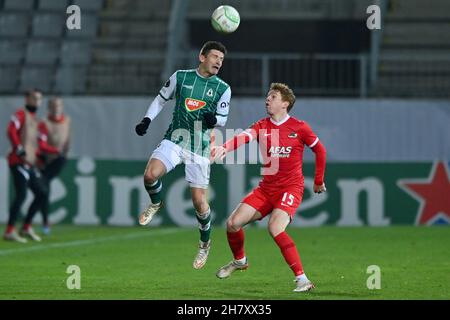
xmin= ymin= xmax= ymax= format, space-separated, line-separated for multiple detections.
xmin=226 ymin=217 xmax=241 ymax=232
xmin=143 ymin=168 xmax=159 ymax=185
xmin=192 ymin=198 xmax=208 ymax=213
xmin=268 ymin=223 xmax=284 ymax=238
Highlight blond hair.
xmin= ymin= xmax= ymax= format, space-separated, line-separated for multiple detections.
xmin=269 ymin=83 xmax=296 ymax=112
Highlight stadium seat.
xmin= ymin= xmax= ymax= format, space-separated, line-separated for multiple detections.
xmin=38 ymin=0 xmax=69 ymax=11
xmin=60 ymin=41 xmax=92 ymax=65
xmin=54 ymin=67 xmax=87 ymax=93
xmin=0 ymin=13 xmax=29 ymax=37
xmin=72 ymin=0 xmax=104 ymax=12
xmin=20 ymin=67 xmax=55 ymax=92
xmin=32 ymin=13 xmax=65 ymax=37
xmin=66 ymin=13 xmax=98 ymax=38
xmin=25 ymin=40 xmax=60 ymax=65
xmin=0 ymin=40 xmax=26 ymax=64
xmin=0 ymin=66 xmax=20 ymax=92
xmin=3 ymin=0 xmax=34 ymax=11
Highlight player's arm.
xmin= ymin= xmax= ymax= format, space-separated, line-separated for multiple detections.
xmin=37 ymin=122 xmax=60 ymax=154
xmin=211 ymin=122 xmax=259 ymax=161
xmin=62 ymin=117 xmax=71 ymax=156
xmin=7 ymin=110 xmax=26 ymax=157
xmin=300 ymin=122 xmax=327 ymax=193
xmin=135 ymin=72 xmax=177 ymax=136
xmin=203 ymin=87 xmax=231 ymax=128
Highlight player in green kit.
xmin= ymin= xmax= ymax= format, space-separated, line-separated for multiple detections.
xmin=135 ymin=41 xmax=231 ymax=269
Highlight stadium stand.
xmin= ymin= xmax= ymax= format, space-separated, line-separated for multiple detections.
xmin=0 ymin=0 xmax=448 ymax=97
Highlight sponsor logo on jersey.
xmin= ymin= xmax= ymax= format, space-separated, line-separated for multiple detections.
xmin=268 ymin=146 xmax=292 ymax=158
xmin=185 ymin=98 xmax=207 ymax=112
xmin=288 ymin=132 xmax=298 ymax=138
xmin=207 ymin=89 xmax=214 ymax=97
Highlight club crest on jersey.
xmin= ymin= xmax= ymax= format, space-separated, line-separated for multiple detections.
xmin=288 ymin=132 xmax=298 ymax=138
xmin=269 ymin=146 xmax=292 ymax=158
xmin=185 ymin=98 xmax=206 ymax=112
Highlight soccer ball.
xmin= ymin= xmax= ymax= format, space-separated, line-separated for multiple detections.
xmin=211 ymin=5 xmax=240 ymax=34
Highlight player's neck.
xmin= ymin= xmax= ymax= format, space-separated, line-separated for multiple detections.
xmin=196 ymin=68 xmax=214 ymax=79
xmin=270 ymin=112 xmax=289 ymax=124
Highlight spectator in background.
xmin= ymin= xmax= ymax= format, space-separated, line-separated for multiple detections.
xmin=37 ymin=97 xmax=71 ymax=235
xmin=4 ymin=89 xmax=59 ymax=243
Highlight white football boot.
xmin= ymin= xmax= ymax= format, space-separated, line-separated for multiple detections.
xmin=138 ymin=202 xmax=163 ymax=226
xmin=293 ymin=278 xmax=315 ymax=292
xmin=3 ymin=230 xmax=28 ymax=243
xmin=20 ymin=227 xmax=42 ymax=242
xmin=216 ymin=259 xmax=249 ymax=279
xmin=193 ymin=240 xmax=211 ymax=269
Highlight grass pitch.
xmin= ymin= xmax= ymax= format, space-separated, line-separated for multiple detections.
xmin=0 ymin=225 xmax=449 ymax=300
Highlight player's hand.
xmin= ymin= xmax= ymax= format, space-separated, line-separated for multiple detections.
xmin=15 ymin=145 xmax=26 ymax=158
xmin=203 ymin=113 xmax=217 ymax=129
xmin=211 ymin=146 xmax=227 ymax=162
xmin=313 ymin=183 xmax=326 ymax=194
xmin=135 ymin=117 xmax=151 ymax=136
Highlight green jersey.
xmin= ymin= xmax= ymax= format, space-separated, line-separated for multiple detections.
xmin=146 ymin=69 xmax=231 ymax=157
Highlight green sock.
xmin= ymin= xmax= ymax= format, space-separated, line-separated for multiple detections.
xmin=196 ymin=208 xmax=211 ymax=243
xmin=145 ymin=180 xmax=162 ymax=204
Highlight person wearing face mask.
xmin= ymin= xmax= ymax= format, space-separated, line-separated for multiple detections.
xmin=36 ymin=97 xmax=71 ymax=235
xmin=4 ymin=89 xmax=60 ymax=243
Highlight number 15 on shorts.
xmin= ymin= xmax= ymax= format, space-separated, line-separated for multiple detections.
xmin=281 ymin=192 xmax=295 ymax=206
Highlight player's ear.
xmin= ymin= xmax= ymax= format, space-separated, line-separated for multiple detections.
xmin=199 ymin=53 xmax=206 ymax=63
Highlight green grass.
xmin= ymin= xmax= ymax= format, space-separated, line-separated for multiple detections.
xmin=0 ymin=225 xmax=449 ymax=300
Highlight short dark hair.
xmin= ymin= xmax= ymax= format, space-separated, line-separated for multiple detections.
xmin=200 ymin=41 xmax=227 ymax=57
xmin=25 ymin=88 xmax=42 ymax=97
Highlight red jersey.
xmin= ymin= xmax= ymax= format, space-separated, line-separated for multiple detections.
xmin=223 ymin=115 xmax=326 ymax=194
xmin=7 ymin=108 xmax=59 ymax=167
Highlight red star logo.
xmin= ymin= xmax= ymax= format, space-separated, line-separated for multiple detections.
xmin=398 ymin=162 xmax=450 ymax=225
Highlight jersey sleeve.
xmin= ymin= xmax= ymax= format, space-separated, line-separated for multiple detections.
xmin=222 ymin=119 xmax=261 ymax=152
xmin=247 ymin=120 xmax=262 ymax=142
xmin=300 ymin=121 xmax=326 ymax=185
xmin=144 ymin=72 xmax=177 ymax=120
xmin=7 ymin=110 xmax=25 ymax=147
xmin=214 ymin=87 xmax=231 ymax=127
xmin=299 ymin=121 xmax=319 ymax=148
xmin=158 ymin=72 xmax=177 ymax=101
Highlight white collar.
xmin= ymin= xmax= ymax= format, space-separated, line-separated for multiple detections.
xmin=270 ymin=115 xmax=290 ymax=126
xmin=196 ymin=68 xmax=215 ymax=80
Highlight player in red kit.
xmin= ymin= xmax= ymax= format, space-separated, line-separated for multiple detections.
xmin=212 ymin=83 xmax=326 ymax=292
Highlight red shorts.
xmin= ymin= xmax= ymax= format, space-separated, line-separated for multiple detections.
xmin=241 ymin=186 xmax=303 ymax=219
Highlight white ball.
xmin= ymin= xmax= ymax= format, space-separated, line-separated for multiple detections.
xmin=211 ymin=5 xmax=240 ymax=34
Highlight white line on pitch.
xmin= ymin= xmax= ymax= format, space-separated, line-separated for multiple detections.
xmin=0 ymin=228 xmax=188 ymax=256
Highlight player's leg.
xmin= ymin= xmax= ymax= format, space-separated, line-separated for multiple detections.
xmin=4 ymin=165 xmax=28 ymax=243
xmin=268 ymin=206 xmax=314 ymax=292
xmin=21 ymin=168 xmax=48 ymax=242
xmin=139 ymin=158 xmax=166 ymax=225
xmin=190 ymin=187 xmax=212 ymax=269
xmin=40 ymin=175 xmax=51 ymax=235
xmin=139 ymin=140 xmax=182 ymax=225
xmin=185 ymin=151 xmax=213 ymax=269
xmin=217 ymin=188 xmax=272 ymax=279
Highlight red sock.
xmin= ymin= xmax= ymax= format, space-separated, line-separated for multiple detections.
xmin=227 ymin=229 xmax=245 ymax=260
xmin=6 ymin=225 xmax=14 ymax=234
xmin=273 ymin=232 xmax=304 ymax=276
xmin=23 ymin=224 xmax=31 ymax=231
